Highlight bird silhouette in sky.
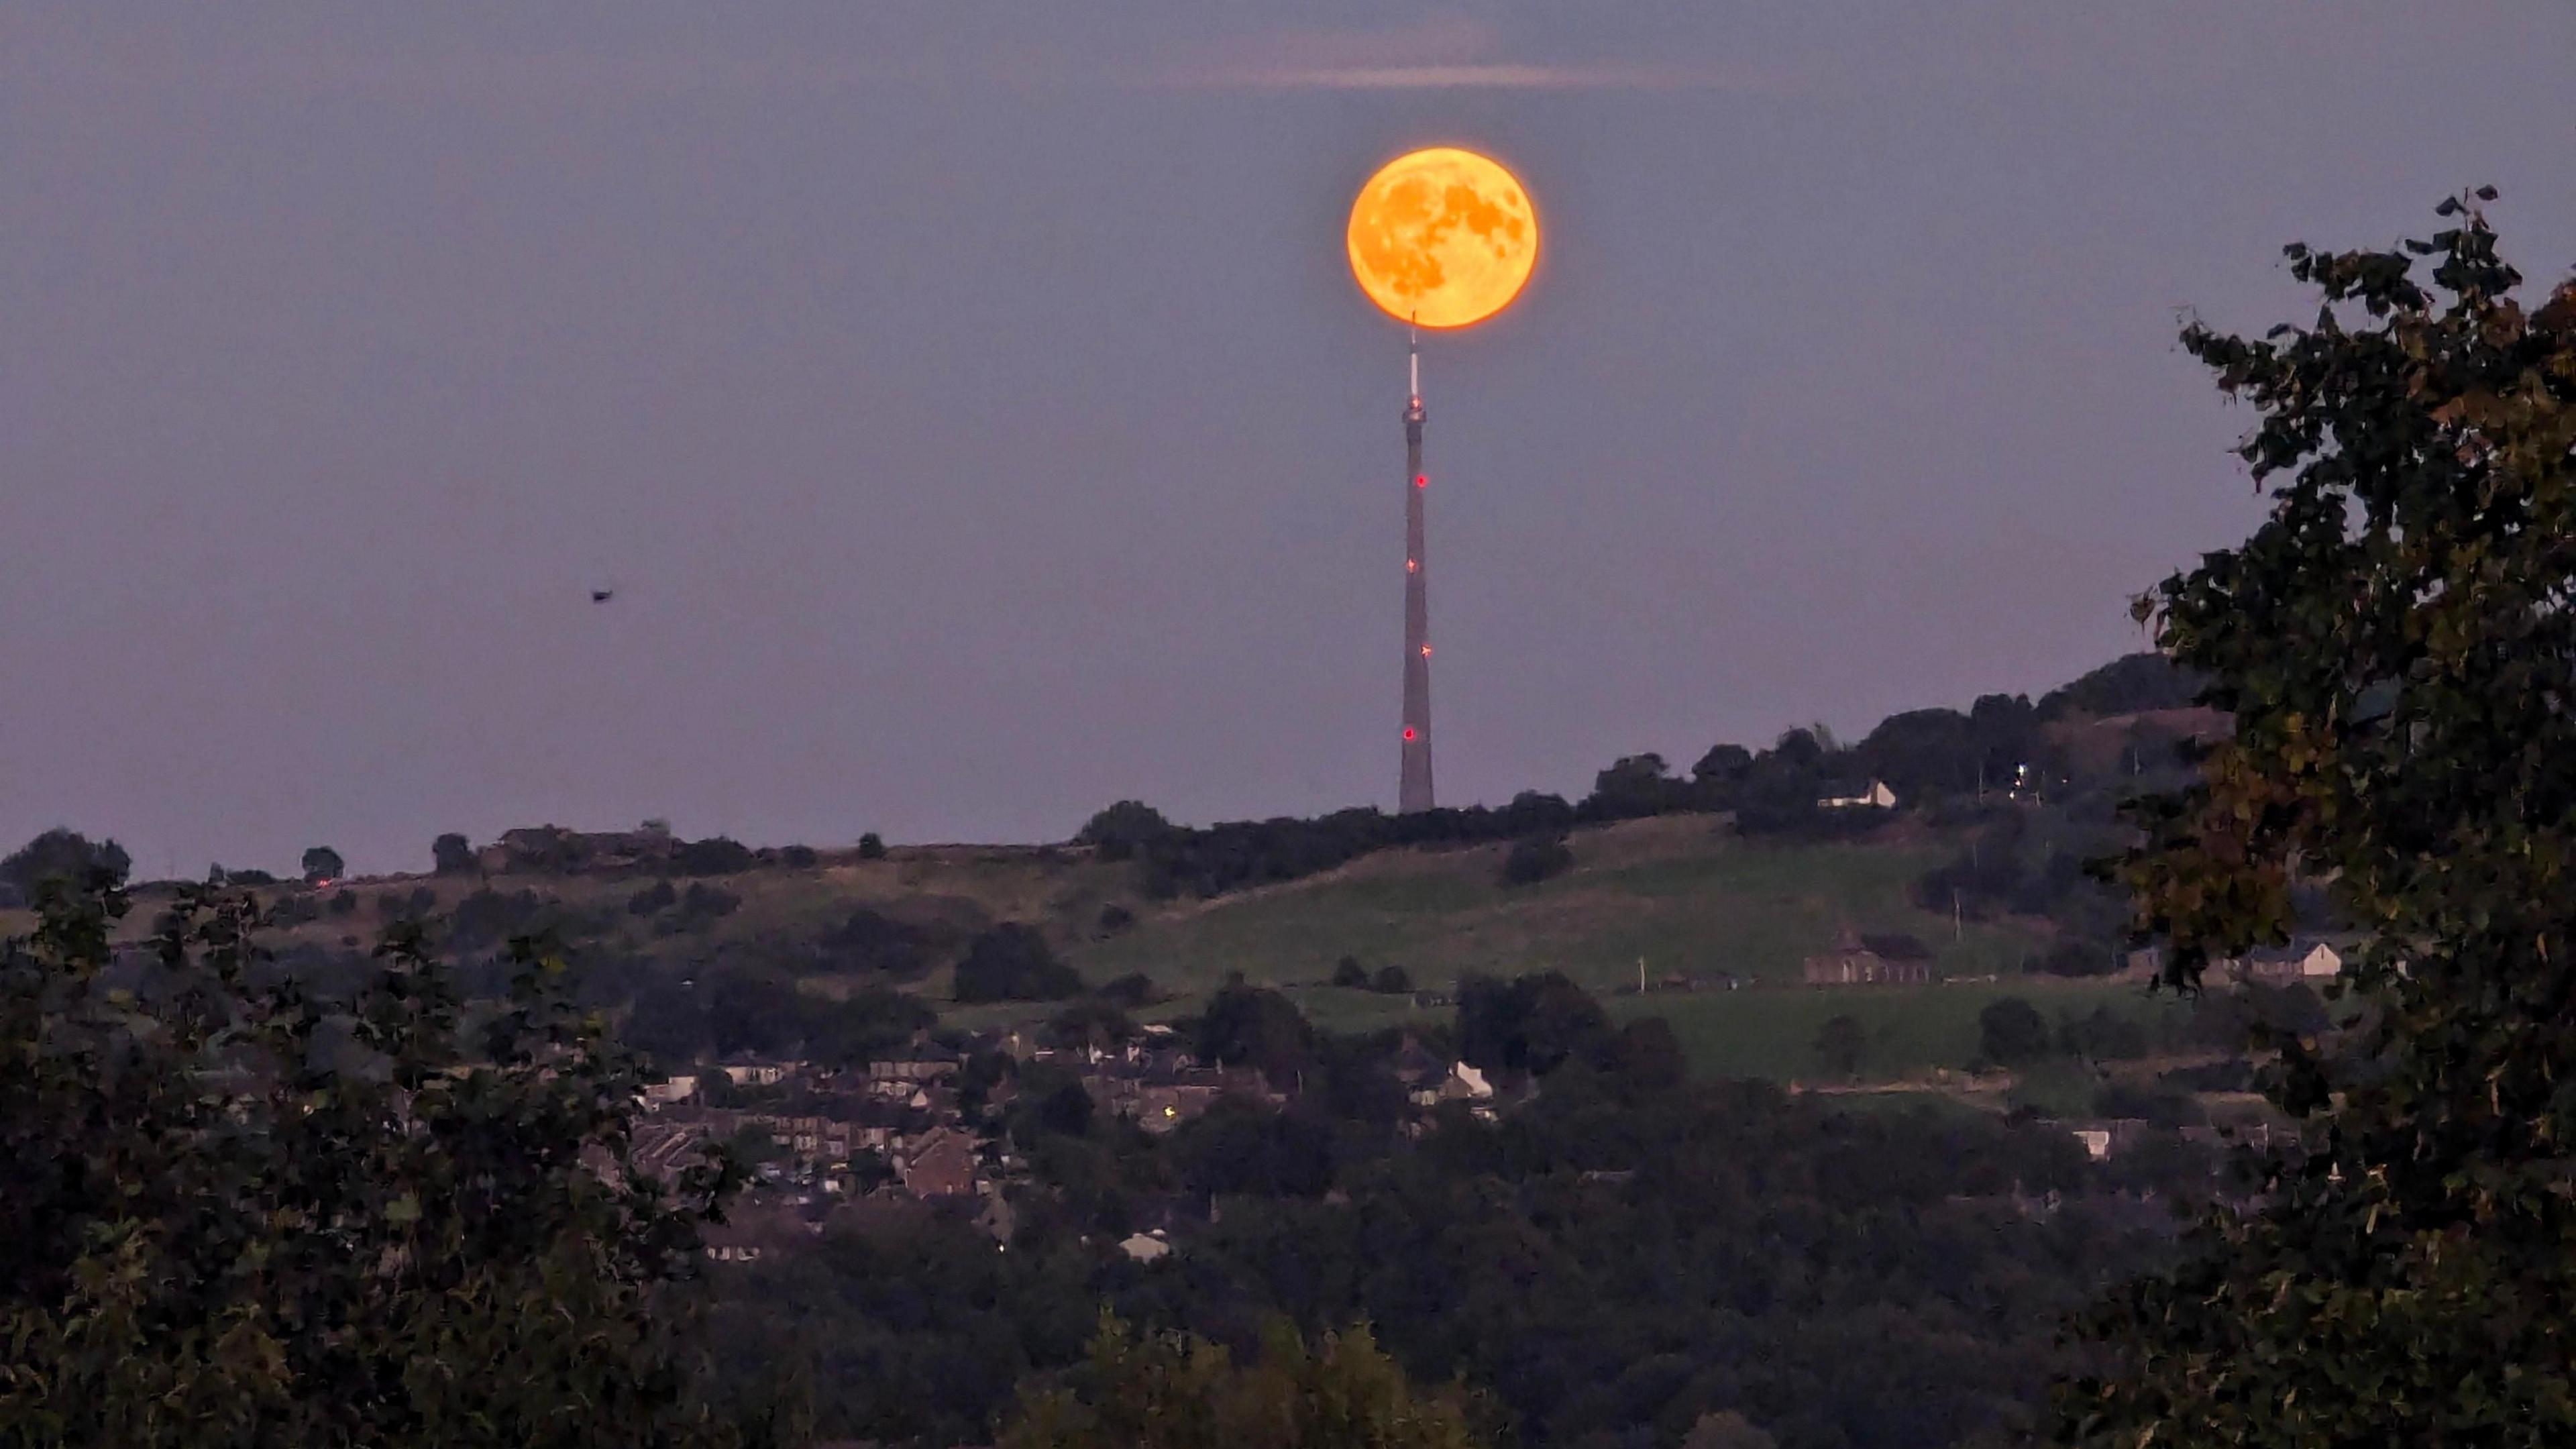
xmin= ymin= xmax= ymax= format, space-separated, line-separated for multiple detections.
xmin=590 ymin=588 xmax=615 ymax=604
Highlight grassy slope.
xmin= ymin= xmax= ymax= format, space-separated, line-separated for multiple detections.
xmin=1070 ymin=815 xmax=2039 ymax=999
xmin=10 ymin=814 xmax=2169 ymax=1083
xmin=1611 ymin=978 xmax=2193 ymax=1085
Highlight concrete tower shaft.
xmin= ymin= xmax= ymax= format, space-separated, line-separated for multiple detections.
xmin=1399 ymin=335 xmax=1434 ymax=814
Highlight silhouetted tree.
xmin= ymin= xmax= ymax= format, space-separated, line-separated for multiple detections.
xmin=1856 ymin=708 xmax=1982 ymax=801
xmin=1690 ymin=743 xmax=1755 ymax=790
xmin=1499 ymin=835 xmax=1573 ymax=887
xmin=954 ymin=923 xmax=1083 ymax=1003
xmin=2036 ymin=651 xmax=2202 ymax=722
xmin=1457 ymin=971 xmax=1611 ymax=1078
xmin=1593 ymin=1016 xmax=1688 ymax=1093
xmin=1194 ymin=977 xmax=1314 ymax=1082
xmin=1048 ymin=997 xmax=1137 ymax=1053
xmin=1585 ymin=753 xmax=1686 ymax=820
xmin=672 ymin=836 xmax=755 ymax=876
xmin=816 ymin=906 xmax=934 ymax=979
xmin=1979 ymin=996 xmax=2053 ymax=1069
xmin=2060 ymin=196 xmax=2576 ymax=1447
xmin=2058 ymin=1007 xmax=2149 ymax=1068
xmin=1815 ymin=1013 xmax=1868 ymax=1080
xmin=1731 ymin=749 xmax=1825 ymax=837
xmin=430 ymin=831 xmax=476 ymax=876
xmin=0 ymin=828 xmax=130 ymax=906
xmin=300 ymin=845 xmax=345 ymax=885
xmin=1771 ymin=727 xmax=1826 ymax=769
xmin=1075 ymin=801 xmax=1175 ymax=862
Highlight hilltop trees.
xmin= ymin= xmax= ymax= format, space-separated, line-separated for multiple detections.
xmin=299 ymin=845 xmax=345 ymax=885
xmin=431 ymin=831 xmax=477 ymax=875
xmin=0 ymin=828 xmax=129 ymax=907
xmin=1585 ymin=753 xmax=1689 ymax=818
xmin=0 ymin=873 xmax=747 ymax=1447
xmin=2059 ymin=199 xmax=2576 ymax=1445
xmin=1075 ymin=801 xmax=1175 ymax=862
xmin=1690 ymin=742 xmax=1755 ymax=794
xmin=2035 ymin=652 xmax=2202 ymax=720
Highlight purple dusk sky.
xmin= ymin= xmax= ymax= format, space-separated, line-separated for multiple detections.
xmin=5 ymin=3 xmax=2572 ymax=876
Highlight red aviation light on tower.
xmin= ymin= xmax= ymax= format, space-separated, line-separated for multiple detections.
xmin=1413 ymin=474 xmax=1427 ymax=488
xmin=1402 ymin=727 xmax=1417 ymax=741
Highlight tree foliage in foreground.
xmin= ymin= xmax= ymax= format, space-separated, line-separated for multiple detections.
xmin=2061 ymin=197 xmax=2576 ymax=1444
xmin=1001 ymin=1314 xmax=1486 ymax=1449
xmin=0 ymin=872 xmax=751 ymax=1448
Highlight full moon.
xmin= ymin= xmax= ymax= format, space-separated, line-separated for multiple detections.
xmin=1346 ymin=148 xmax=1539 ymax=331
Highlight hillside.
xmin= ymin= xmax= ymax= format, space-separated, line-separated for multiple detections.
xmin=3 ymin=651 xmax=2217 ymax=1085
xmin=2 ymin=809 xmax=2216 ymax=1084
xmin=1071 ymin=814 xmax=2031 ymax=994
xmin=28 ymin=815 xmax=2035 ymax=1000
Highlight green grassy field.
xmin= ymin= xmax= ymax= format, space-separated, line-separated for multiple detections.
xmin=1069 ymin=816 xmax=2043 ymax=1000
xmin=1609 ymin=977 xmax=2194 ymax=1085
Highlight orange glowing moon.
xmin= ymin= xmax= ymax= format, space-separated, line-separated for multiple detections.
xmin=1346 ymin=148 xmax=1538 ymax=330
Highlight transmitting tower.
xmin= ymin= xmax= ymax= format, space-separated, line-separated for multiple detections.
xmin=1399 ymin=328 xmax=1434 ymax=813
xmin=1345 ymin=147 xmax=1536 ymax=815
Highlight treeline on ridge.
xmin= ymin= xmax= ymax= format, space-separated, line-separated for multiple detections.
xmin=1077 ymin=652 xmax=2208 ymax=902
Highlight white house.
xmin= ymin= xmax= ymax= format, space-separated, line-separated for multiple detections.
xmin=1410 ymin=1061 xmax=1495 ymax=1110
xmin=1821 ymin=780 xmax=1898 ymax=810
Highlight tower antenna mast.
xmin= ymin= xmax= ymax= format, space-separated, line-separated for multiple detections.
xmin=1399 ymin=318 xmax=1435 ymax=812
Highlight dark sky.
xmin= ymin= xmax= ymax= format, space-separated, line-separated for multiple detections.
xmin=6 ymin=4 xmax=2573 ymax=875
